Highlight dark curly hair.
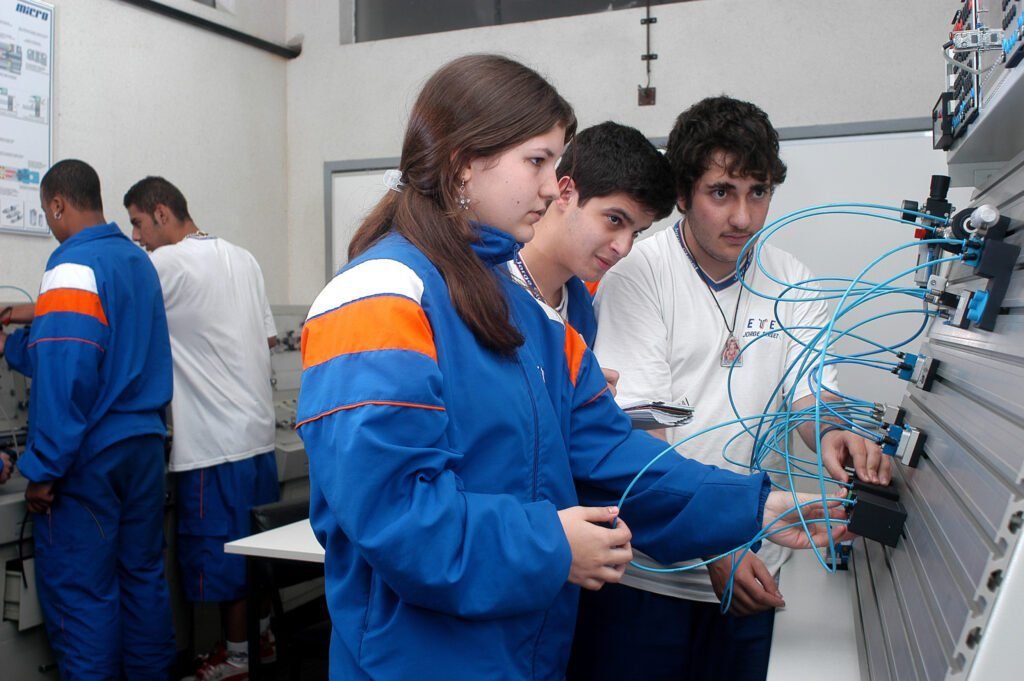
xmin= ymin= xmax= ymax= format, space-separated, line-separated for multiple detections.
xmin=666 ymin=96 xmax=787 ymax=205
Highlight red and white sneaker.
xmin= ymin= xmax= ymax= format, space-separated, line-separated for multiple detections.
xmin=260 ymin=629 xmax=277 ymax=664
xmin=195 ymin=655 xmax=248 ymax=680
xmin=182 ymin=643 xmax=248 ymax=681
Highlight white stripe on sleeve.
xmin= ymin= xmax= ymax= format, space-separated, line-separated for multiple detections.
xmin=39 ymin=263 xmax=99 ymax=295
xmin=306 ymin=259 xmax=425 ymax=321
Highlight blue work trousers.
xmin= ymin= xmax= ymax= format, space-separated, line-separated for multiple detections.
xmin=32 ymin=434 xmax=175 ymax=680
xmin=568 ymin=581 xmax=776 ymax=681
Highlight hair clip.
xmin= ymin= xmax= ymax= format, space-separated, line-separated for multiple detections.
xmin=383 ymin=169 xmax=406 ymax=193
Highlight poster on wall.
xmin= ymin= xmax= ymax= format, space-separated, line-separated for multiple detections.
xmin=0 ymin=0 xmax=52 ymax=237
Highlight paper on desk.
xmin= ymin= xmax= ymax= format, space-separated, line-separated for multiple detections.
xmin=620 ymin=400 xmax=694 ymax=430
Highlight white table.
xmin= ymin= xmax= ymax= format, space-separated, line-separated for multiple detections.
xmin=224 ymin=518 xmax=324 ymax=563
xmin=227 ymin=522 xmax=860 ymax=679
xmin=767 ymin=549 xmax=861 ymax=681
xmin=224 ymin=518 xmax=325 ymax=679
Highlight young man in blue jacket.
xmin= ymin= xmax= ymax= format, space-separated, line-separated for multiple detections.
xmin=0 ymin=160 xmax=176 ymax=680
xmin=510 ymin=121 xmax=675 ymax=348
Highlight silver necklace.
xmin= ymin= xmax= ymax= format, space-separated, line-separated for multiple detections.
xmin=675 ymin=222 xmax=746 ymax=368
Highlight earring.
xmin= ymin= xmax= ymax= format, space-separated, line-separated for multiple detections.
xmin=54 ymin=210 xmax=62 ymax=220
xmin=457 ymin=180 xmax=470 ymax=211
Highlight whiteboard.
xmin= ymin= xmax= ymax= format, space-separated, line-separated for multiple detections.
xmin=329 ymin=168 xmax=389 ymax=276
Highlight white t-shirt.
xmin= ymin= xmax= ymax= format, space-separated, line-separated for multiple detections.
xmin=593 ymin=224 xmax=838 ymax=602
xmin=150 ymin=235 xmax=277 ymax=472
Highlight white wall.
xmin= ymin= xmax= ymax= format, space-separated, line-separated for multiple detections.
xmin=155 ymin=0 xmax=287 ymax=45
xmin=0 ymin=0 xmax=288 ymax=303
xmin=285 ymin=0 xmax=950 ymax=304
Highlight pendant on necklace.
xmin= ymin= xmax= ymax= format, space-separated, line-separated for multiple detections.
xmin=720 ymin=334 xmax=743 ymax=368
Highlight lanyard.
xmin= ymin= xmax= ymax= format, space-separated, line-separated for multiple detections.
xmin=512 ymin=251 xmax=546 ymax=304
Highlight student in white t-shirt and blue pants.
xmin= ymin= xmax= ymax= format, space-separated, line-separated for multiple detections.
xmin=571 ymin=97 xmax=890 ymax=681
xmin=125 ymin=177 xmax=280 ymax=680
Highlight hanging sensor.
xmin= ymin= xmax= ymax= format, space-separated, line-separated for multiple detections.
xmin=637 ymin=6 xmax=657 ymax=106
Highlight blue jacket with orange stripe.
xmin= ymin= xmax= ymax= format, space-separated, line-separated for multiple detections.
xmin=4 ymin=223 xmax=172 ymax=482
xmin=297 ymin=226 xmax=770 ymax=680
xmin=565 ymin=275 xmax=597 ymax=346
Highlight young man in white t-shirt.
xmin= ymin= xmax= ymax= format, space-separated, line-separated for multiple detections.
xmin=124 ymin=177 xmax=279 ymax=680
xmin=570 ymin=97 xmax=890 ymax=681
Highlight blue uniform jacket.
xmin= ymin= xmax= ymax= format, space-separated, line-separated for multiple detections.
xmin=296 ymin=226 xmax=770 ymax=680
xmin=5 ymin=223 xmax=172 ymax=481
xmin=565 ymin=275 xmax=597 ymax=347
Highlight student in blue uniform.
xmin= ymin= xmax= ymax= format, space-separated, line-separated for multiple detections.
xmin=296 ymin=54 xmax=847 ymax=681
xmin=510 ymin=121 xmax=675 ymax=348
xmin=0 ymin=160 xmax=176 ymax=680
xmin=510 ymin=121 xmax=674 ymax=396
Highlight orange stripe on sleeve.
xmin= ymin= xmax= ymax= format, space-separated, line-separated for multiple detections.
xmin=302 ymin=294 xmax=437 ymax=370
xmin=295 ymin=399 xmax=445 ymax=429
xmin=35 ymin=288 xmax=108 ymax=326
xmin=582 ymin=385 xmax=609 ymax=407
xmin=564 ymin=324 xmax=587 ymax=387
xmin=28 ymin=337 xmax=106 ymax=352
